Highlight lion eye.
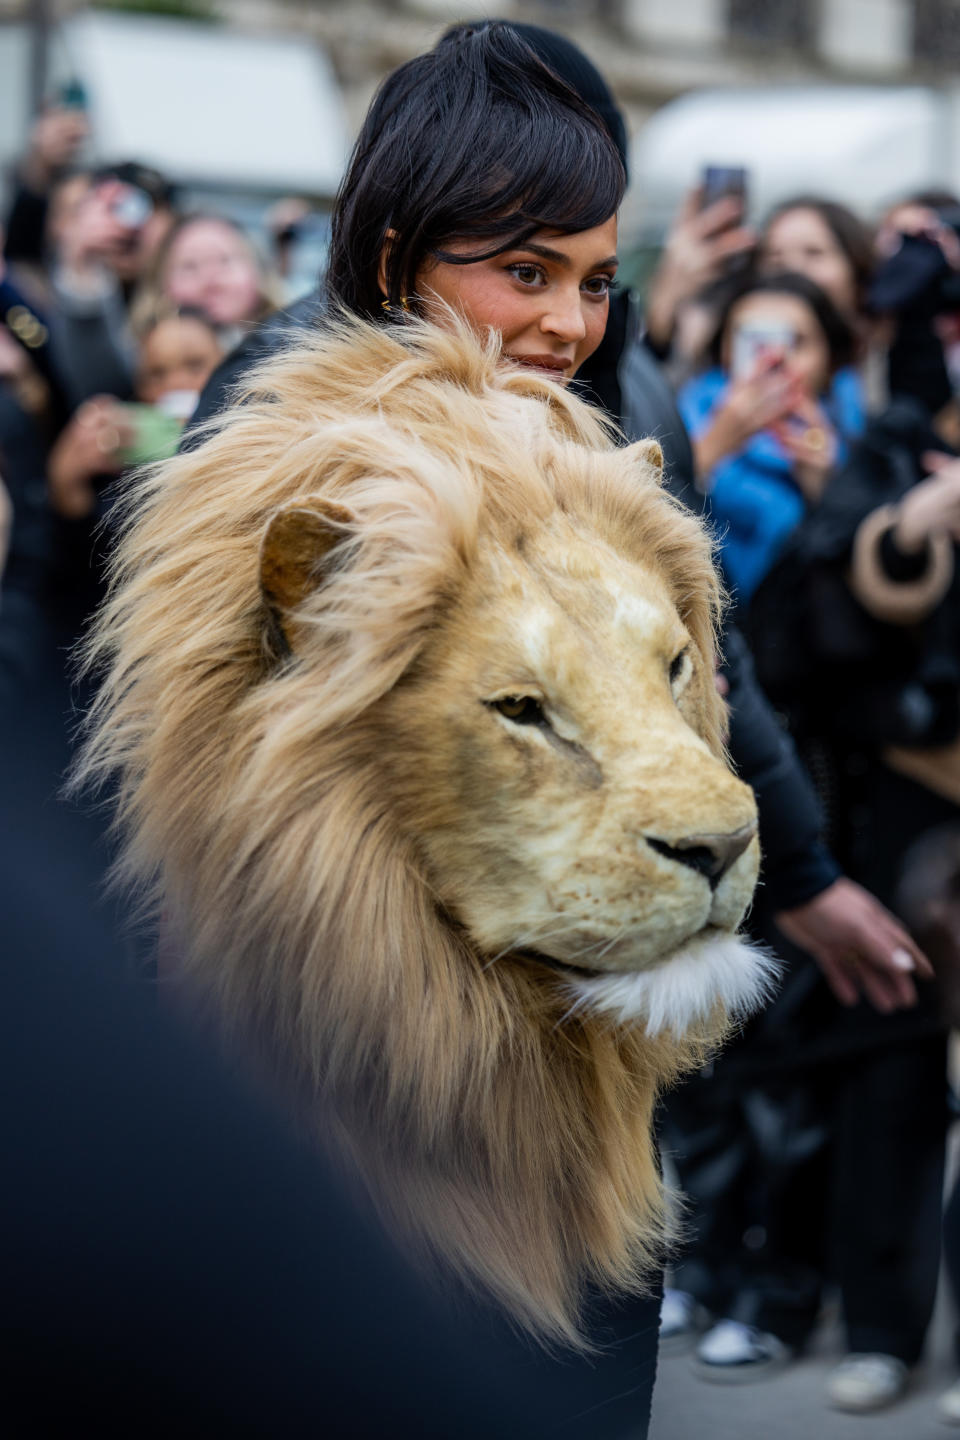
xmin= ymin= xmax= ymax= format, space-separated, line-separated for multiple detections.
xmin=490 ymin=695 xmax=546 ymax=726
xmin=669 ymin=649 xmax=691 ymax=691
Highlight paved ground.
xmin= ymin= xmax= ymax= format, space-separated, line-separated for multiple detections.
xmin=652 ymin=1068 xmax=960 ymax=1438
xmin=651 ymin=1290 xmax=955 ymax=1439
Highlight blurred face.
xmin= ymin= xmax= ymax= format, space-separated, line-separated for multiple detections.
xmin=124 ymin=203 xmax=176 ymax=285
xmin=164 ymin=220 xmax=262 ymax=326
xmin=46 ymin=172 xmax=92 ymax=253
xmin=137 ymin=315 xmax=223 ymax=405
xmin=411 ymin=218 xmax=619 ymax=382
xmin=724 ymin=291 xmax=831 ymax=396
xmin=761 ymin=207 xmax=858 ymax=318
xmin=103 ymin=185 xmax=175 ymax=285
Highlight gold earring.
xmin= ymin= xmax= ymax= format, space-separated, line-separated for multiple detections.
xmin=381 ymin=297 xmax=412 ymax=314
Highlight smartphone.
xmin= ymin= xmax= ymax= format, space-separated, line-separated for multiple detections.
xmin=58 ymin=78 xmax=88 ymax=111
xmin=700 ymin=164 xmax=748 ymax=214
xmin=109 ymin=184 xmax=154 ymax=231
xmin=114 ymin=404 xmax=184 ymax=467
xmin=731 ymin=320 xmax=795 ymax=380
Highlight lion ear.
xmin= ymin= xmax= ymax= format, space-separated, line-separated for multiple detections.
xmin=259 ymin=497 xmax=355 ymax=633
xmin=623 ymin=438 xmax=664 ymax=484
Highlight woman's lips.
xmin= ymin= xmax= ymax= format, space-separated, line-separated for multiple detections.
xmin=510 ymin=354 xmax=572 ymax=377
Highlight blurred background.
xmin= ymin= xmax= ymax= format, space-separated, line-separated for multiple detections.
xmin=6 ymin=7 xmax=960 ymax=1435
xmin=6 ymin=0 xmax=960 ymax=294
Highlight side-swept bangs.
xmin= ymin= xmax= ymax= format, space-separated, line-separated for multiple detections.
xmin=326 ymin=22 xmax=625 ymax=319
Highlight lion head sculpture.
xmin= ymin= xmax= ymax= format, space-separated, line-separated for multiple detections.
xmin=78 ymin=315 xmax=771 ymax=1346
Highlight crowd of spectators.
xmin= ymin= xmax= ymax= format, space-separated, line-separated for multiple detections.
xmin=0 ymin=104 xmax=304 ymax=701
xmin=3 ymin=55 xmax=960 ymax=1428
xmin=645 ymin=176 xmax=960 ymax=1418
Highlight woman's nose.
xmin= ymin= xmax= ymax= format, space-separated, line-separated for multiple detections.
xmin=540 ymin=289 xmax=587 ymax=344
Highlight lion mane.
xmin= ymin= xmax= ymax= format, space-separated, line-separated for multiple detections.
xmin=77 ymin=314 xmax=767 ymax=1347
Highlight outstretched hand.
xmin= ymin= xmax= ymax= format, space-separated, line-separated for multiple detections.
xmin=645 ymin=186 xmax=755 ymax=351
xmin=893 ymin=451 xmax=960 ymax=551
xmin=775 ymin=876 xmax=934 ymax=1013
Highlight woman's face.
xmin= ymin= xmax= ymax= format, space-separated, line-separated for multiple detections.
xmin=137 ymin=316 xmax=223 ymax=405
xmin=412 ymin=216 xmax=619 ymax=382
xmin=163 ymin=220 xmax=262 ymax=327
xmin=724 ymin=291 xmax=831 ymax=396
xmin=761 ymin=207 xmax=858 ymax=318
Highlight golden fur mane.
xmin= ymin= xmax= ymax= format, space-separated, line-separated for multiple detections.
xmin=77 ymin=314 xmax=731 ymax=1346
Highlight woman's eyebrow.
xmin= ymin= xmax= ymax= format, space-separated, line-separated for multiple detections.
xmin=514 ymin=241 xmax=618 ymax=269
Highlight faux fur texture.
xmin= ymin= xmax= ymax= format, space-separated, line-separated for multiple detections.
xmin=569 ymin=934 xmax=776 ymax=1036
xmin=76 ymin=313 xmax=765 ymax=1347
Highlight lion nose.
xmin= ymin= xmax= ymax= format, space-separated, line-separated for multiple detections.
xmin=646 ymin=824 xmax=757 ymax=888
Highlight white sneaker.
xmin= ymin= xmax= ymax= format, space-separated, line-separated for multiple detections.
xmin=659 ymin=1288 xmax=707 ymax=1352
xmin=826 ymin=1353 xmax=908 ymax=1412
xmin=938 ymin=1377 xmax=960 ymax=1425
xmin=693 ymin=1318 xmax=792 ymax=1382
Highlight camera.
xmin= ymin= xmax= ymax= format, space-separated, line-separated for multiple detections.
xmin=869 ymin=207 xmax=960 ymax=317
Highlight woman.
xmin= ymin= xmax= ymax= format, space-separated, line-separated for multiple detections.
xmin=642 ymin=190 xmax=873 ymax=384
xmin=170 ymin=20 xmax=675 ymax=1439
xmin=677 ymin=271 xmax=862 ymax=602
xmin=324 ymin=25 xmax=622 ymax=381
xmin=132 ymin=213 xmax=279 ymax=349
xmin=759 ymin=195 xmax=874 ymax=326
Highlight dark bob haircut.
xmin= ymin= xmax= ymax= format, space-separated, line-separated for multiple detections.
xmin=325 ymin=21 xmax=626 ymax=320
xmin=708 ymin=271 xmax=858 ymax=375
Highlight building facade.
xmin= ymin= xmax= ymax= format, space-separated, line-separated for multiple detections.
xmin=4 ymin=2 xmax=960 ymax=139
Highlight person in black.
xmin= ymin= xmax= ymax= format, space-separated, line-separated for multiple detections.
xmin=0 ymin=703 xmax=642 ymax=1440
xmin=181 ymin=20 xmax=929 ymax=1428
xmin=733 ymin=373 xmax=959 ymax=1403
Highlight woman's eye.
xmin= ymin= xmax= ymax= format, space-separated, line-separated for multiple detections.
xmin=582 ymin=275 xmax=615 ymax=297
xmin=490 ymin=695 xmax=546 ymax=726
xmin=507 ymin=263 xmax=545 ymax=286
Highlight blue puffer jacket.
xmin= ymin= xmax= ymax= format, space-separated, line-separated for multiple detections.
xmin=677 ymin=366 xmax=866 ymax=601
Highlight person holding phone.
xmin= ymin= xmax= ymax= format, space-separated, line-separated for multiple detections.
xmin=46 ymin=306 xmax=224 ymax=520
xmin=42 ymin=162 xmax=177 ymax=410
xmin=2 ymin=95 xmax=90 ymax=280
xmin=677 ymin=271 xmax=863 ymax=603
xmin=643 ymin=166 xmax=756 ymax=368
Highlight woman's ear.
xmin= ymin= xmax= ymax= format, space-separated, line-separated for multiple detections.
xmin=377 ymin=227 xmax=399 ymax=301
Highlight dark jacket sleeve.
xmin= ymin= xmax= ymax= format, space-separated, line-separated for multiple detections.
xmin=723 ymin=626 xmax=840 ymax=911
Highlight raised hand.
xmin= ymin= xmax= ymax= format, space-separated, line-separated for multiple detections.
xmin=645 ymin=186 xmax=756 ymax=351
xmin=771 ymin=393 xmax=839 ymax=503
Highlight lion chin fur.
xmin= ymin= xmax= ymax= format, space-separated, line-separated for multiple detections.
xmin=569 ymin=933 xmax=777 ymax=1037
xmin=74 ymin=311 xmax=767 ymax=1350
